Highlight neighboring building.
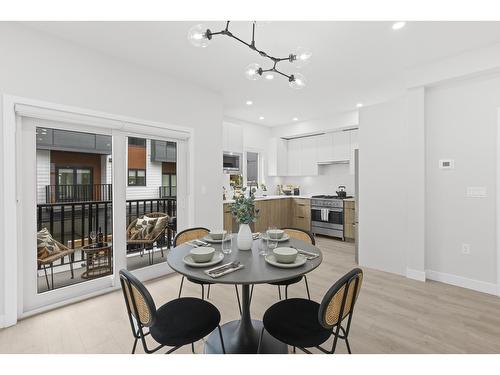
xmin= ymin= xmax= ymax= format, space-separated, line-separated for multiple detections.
xmin=36 ymin=129 xmax=176 ymax=204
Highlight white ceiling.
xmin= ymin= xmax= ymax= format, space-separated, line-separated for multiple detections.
xmin=23 ymin=21 xmax=500 ymax=126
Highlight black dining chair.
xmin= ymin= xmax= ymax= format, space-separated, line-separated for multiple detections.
xmin=119 ymin=269 xmax=226 ymax=354
xmin=174 ymin=227 xmax=243 ymax=314
xmin=267 ymin=228 xmax=314 ymax=300
xmin=257 ymin=268 xmax=363 ymax=354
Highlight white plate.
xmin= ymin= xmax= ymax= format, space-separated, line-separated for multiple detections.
xmin=202 ymin=235 xmax=232 ymax=244
xmin=183 ymin=251 xmax=224 ymax=267
xmin=264 ymin=253 xmax=307 ymax=268
xmin=260 ymin=233 xmax=290 ymax=242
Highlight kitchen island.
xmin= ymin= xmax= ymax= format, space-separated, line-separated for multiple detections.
xmin=223 ymin=195 xmax=311 ymax=233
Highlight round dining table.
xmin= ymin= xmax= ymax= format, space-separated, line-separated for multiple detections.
xmin=166 ymin=234 xmax=323 ymax=354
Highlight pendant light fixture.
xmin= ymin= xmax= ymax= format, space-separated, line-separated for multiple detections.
xmin=188 ymin=21 xmax=311 ymax=89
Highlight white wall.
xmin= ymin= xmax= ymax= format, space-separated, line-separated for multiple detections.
xmin=0 ymin=22 xmax=223 ymax=318
xmin=358 ymin=96 xmax=409 ymax=276
xmin=274 ymin=164 xmax=355 ymax=196
xmin=425 ymin=74 xmax=500 ymax=287
xmin=0 ymin=98 xmax=3 ymax=319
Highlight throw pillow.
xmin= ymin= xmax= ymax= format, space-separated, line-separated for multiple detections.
xmin=37 ymin=228 xmax=61 ymax=259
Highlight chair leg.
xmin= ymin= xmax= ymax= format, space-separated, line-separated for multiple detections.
xmin=217 ymin=325 xmax=226 ymax=354
xmin=235 ymin=285 xmax=242 ymax=315
xmin=345 ymin=337 xmax=352 ymax=354
xmin=201 ymin=284 xmax=205 ymax=300
xmin=50 ymin=263 xmax=54 ymax=290
xmin=285 ymin=285 xmax=289 ymax=299
xmin=132 ymin=338 xmax=138 ymax=354
xmin=250 ymin=284 xmax=254 ymax=304
xmin=207 ymin=284 xmax=211 ymax=299
xmin=304 ymin=275 xmax=311 ymax=300
xmin=257 ymin=327 xmax=265 ymax=354
xmin=293 ymin=346 xmax=296 ymax=353
xmin=178 ymin=276 xmax=185 ymax=298
xmin=191 ymin=342 xmax=195 ymax=354
xmin=43 ymin=265 xmax=50 ymax=290
xmin=69 ymin=260 xmax=74 ymax=279
xmin=277 ymin=286 xmax=282 ymax=300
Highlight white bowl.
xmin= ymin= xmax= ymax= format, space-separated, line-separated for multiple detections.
xmin=209 ymin=230 xmax=227 ymax=240
xmin=273 ymin=247 xmax=298 ymax=264
xmin=190 ymin=247 xmax=215 ymax=263
xmin=267 ymin=229 xmax=284 ymax=240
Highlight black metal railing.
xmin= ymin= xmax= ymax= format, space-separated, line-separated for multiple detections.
xmin=159 ymin=186 xmax=177 ymax=198
xmin=45 ymin=184 xmax=113 ymax=203
xmin=37 ymin=197 xmax=177 ymax=270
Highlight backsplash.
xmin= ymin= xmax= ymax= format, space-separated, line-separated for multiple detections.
xmin=267 ymin=163 xmax=354 ymax=196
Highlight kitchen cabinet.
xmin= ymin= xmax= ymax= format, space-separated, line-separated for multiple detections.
xmin=223 ymin=203 xmax=236 ymax=232
xmin=332 ymin=131 xmax=350 ymax=162
xmin=224 ymin=197 xmax=309 ymax=234
xmin=268 ymin=137 xmax=288 ymax=176
xmin=291 ymin=198 xmax=311 ymax=231
xmin=286 ymin=137 xmax=318 ymax=177
xmin=344 ymin=200 xmax=355 ymax=240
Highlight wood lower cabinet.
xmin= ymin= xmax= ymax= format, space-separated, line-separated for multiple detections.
xmin=344 ymin=200 xmax=355 ymax=240
xmin=223 ymin=197 xmax=310 ymax=234
xmin=291 ymin=198 xmax=311 ymax=231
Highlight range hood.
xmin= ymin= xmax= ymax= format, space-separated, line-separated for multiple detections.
xmin=317 ymin=160 xmax=350 ymax=165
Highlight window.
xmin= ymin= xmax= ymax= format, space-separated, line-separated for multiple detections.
xmin=246 ymin=151 xmax=259 ymax=187
xmin=128 ymin=169 xmax=146 ymax=186
xmin=162 ymin=173 xmax=177 ymax=197
xmin=128 ymin=137 xmax=146 ymax=147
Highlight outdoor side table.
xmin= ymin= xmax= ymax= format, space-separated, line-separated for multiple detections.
xmin=81 ymin=243 xmax=113 ymax=279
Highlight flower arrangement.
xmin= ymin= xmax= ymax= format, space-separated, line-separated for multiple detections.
xmin=231 ymin=187 xmax=259 ymax=224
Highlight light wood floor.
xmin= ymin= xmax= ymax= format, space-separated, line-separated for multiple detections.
xmin=2 ymin=236 xmax=500 ymax=354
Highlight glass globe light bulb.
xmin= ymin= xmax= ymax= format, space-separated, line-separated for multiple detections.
xmin=263 ymin=71 xmax=275 ymax=80
xmin=244 ymin=63 xmax=262 ymax=81
xmin=289 ymin=73 xmax=307 ymax=89
xmin=187 ymin=24 xmax=211 ymax=48
xmin=292 ymin=47 xmax=312 ymax=68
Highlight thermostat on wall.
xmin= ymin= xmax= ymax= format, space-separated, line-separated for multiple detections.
xmin=439 ymin=159 xmax=454 ymax=169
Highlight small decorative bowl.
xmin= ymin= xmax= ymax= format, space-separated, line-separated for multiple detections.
xmin=190 ymin=247 xmax=215 ymax=263
xmin=273 ymin=247 xmax=298 ymax=264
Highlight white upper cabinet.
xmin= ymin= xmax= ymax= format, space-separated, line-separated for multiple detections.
xmin=349 ymin=129 xmax=359 ymax=174
xmin=268 ymin=137 xmax=288 ymax=177
xmin=331 ymin=131 xmax=350 ymax=162
xmin=287 ymin=138 xmax=301 ymax=176
xmin=316 ymin=133 xmax=334 ymax=162
xmin=223 ymin=123 xmax=243 ymax=153
xmin=300 ymin=136 xmax=318 ymax=176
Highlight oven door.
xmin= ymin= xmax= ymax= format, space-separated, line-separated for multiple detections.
xmin=311 ymin=207 xmax=343 ymax=225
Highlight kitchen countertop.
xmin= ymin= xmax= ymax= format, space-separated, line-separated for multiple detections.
xmin=223 ymin=195 xmax=311 ymax=204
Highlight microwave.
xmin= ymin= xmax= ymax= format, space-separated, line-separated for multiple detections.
xmin=223 ymin=152 xmax=242 ymax=174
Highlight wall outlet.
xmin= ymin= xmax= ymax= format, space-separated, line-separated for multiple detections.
xmin=461 ymin=243 xmax=471 ymax=255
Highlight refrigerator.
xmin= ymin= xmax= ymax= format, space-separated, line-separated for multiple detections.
xmin=354 ymin=149 xmax=359 ymax=264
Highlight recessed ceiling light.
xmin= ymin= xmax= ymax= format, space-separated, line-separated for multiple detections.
xmin=246 ymin=100 xmax=253 ymax=105
xmin=356 ymin=103 xmax=363 ymax=108
xmin=259 ymin=116 xmax=265 ymax=120
xmin=292 ymin=117 xmax=299 ymax=121
xmin=392 ymin=21 xmax=406 ymax=30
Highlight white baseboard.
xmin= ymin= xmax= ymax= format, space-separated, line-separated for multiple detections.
xmin=426 ymin=269 xmax=498 ymax=295
xmin=406 ymin=268 xmax=426 ymax=282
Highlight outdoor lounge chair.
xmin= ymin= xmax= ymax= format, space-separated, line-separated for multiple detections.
xmin=37 ymin=231 xmax=75 ymax=291
xmin=126 ymin=212 xmax=170 ymax=264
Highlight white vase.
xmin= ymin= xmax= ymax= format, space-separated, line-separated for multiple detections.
xmin=237 ymin=223 xmax=253 ymax=250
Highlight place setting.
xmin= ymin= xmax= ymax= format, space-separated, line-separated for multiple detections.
xmin=258 ymin=227 xmax=320 ymax=269
xmin=182 ymin=229 xmax=246 ymax=277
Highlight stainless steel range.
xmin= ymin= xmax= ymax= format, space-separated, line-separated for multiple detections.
xmin=311 ymin=195 xmax=351 ymax=240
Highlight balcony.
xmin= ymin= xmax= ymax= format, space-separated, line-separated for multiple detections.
xmin=37 ymin=190 xmax=177 ymax=292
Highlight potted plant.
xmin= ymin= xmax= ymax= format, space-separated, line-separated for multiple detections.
xmin=231 ymin=187 xmax=259 ymax=250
